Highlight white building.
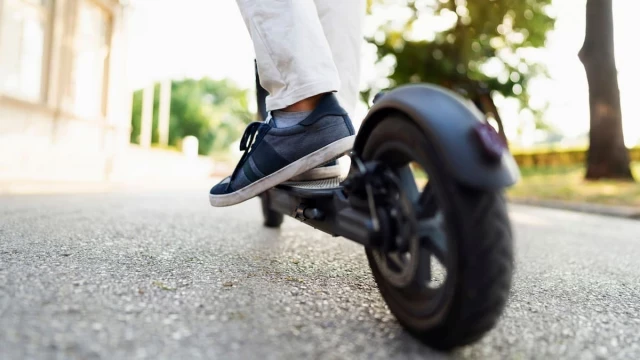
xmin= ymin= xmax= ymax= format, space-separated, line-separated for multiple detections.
xmin=0 ymin=0 xmax=131 ymax=183
xmin=0 ymin=0 xmax=211 ymax=190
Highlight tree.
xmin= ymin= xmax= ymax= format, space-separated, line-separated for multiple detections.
xmin=131 ymin=78 xmax=253 ymax=155
xmin=365 ymin=0 xmax=555 ymax=141
xmin=579 ymin=0 xmax=634 ymax=181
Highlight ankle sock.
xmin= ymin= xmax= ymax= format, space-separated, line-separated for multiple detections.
xmin=271 ymin=110 xmax=312 ymax=128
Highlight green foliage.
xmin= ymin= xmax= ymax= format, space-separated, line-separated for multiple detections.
xmin=130 ymin=89 xmax=143 ymax=144
xmin=130 ymin=78 xmax=253 ymax=155
xmin=365 ymin=0 xmax=555 ymax=109
xmin=130 ymin=83 xmax=162 ymax=145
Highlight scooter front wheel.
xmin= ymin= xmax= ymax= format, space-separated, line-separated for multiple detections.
xmin=361 ymin=113 xmax=514 ymax=350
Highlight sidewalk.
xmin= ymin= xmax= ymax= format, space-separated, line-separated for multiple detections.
xmin=509 ymin=197 xmax=640 ymax=220
xmin=0 ymin=177 xmax=217 ymax=195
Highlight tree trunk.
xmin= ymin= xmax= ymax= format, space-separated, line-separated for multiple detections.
xmin=477 ymin=92 xmax=508 ymax=147
xmin=579 ymin=0 xmax=634 ymax=181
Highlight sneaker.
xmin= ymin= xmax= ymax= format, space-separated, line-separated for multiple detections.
xmin=209 ymin=93 xmax=355 ymax=207
xmin=290 ymin=159 xmax=341 ymax=182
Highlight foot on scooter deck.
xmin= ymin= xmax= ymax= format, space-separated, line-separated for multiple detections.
xmin=276 ymin=176 xmax=344 ymax=197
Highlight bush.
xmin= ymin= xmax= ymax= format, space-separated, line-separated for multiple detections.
xmin=513 ymin=147 xmax=640 ymax=168
xmin=130 ymin=78 xmax=253 ymax=155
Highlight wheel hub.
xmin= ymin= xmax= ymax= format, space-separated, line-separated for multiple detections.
xmin=370 ymin=169 xmax=426 ymax=289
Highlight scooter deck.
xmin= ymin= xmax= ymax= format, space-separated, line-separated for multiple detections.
xmin=275 ymin=176 xmax=344 ymax=198
xmin=282 ymin=176 xmax=344 ymax=189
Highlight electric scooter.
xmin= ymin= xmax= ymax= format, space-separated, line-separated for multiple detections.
xmin=255 ymin=67 xmax=520 ymax=350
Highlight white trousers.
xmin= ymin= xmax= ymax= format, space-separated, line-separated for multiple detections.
xmin=235 ymin=0 xmax=366 ymax=115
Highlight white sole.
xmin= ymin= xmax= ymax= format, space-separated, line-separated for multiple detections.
xmin=209 ymin=135 xmax=355 ymax=207
xmin=289 ymin=161 xmax=341 ymax=181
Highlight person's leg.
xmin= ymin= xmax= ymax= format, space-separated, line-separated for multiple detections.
xmin=235 ymin=0 xmax=340 ymax=112
xmin=210 ymin=1 xmax=360 ymax=207
xmin=286 ymin=0 xmax=365 ymax=181
xmin=313 ymin=0 xmax=366 ymax=117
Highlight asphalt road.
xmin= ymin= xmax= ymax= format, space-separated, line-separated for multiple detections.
xmin=1 ymin=191 xmax=639 ymax=359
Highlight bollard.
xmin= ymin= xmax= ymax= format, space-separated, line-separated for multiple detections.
xmin=182 ymin=136 xmax=199 ymax=158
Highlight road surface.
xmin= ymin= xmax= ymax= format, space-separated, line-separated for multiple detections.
xmin=1 ymin=191 xmax=639 ymax=359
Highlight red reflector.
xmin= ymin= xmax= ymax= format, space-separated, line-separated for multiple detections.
xmin=473 ymin=123 xmax=506 ymax=161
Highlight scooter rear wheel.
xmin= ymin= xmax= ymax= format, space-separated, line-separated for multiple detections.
xmin=361 ymin=113 xmax=513 ymax=350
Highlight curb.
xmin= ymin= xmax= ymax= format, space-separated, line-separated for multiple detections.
xmin=509 ymin=197 xmax=640 ymax=220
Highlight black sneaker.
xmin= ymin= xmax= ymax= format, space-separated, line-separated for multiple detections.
xmin=209 ymin=93 xmax=355 ymax=207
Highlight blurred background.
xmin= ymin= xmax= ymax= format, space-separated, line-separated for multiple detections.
xmin=0 ymin=0 xmax=637 ymax=207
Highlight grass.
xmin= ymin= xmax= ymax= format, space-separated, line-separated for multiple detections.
xmin=508 ymin=162 xmax=640 ymax=207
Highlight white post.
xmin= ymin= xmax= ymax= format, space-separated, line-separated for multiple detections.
xmin=182 ymin=136 xmax=199 ymax=158
xmin=158 ymin=79 xmax=171 ymax=146
xmin=140 ymin=83 xmax=154 ymax=147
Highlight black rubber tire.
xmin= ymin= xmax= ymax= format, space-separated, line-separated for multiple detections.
xmin=260 ymin=193 xmax=284 ymax=228
xmin=362 ymin=114 xmax=514 ymax=350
